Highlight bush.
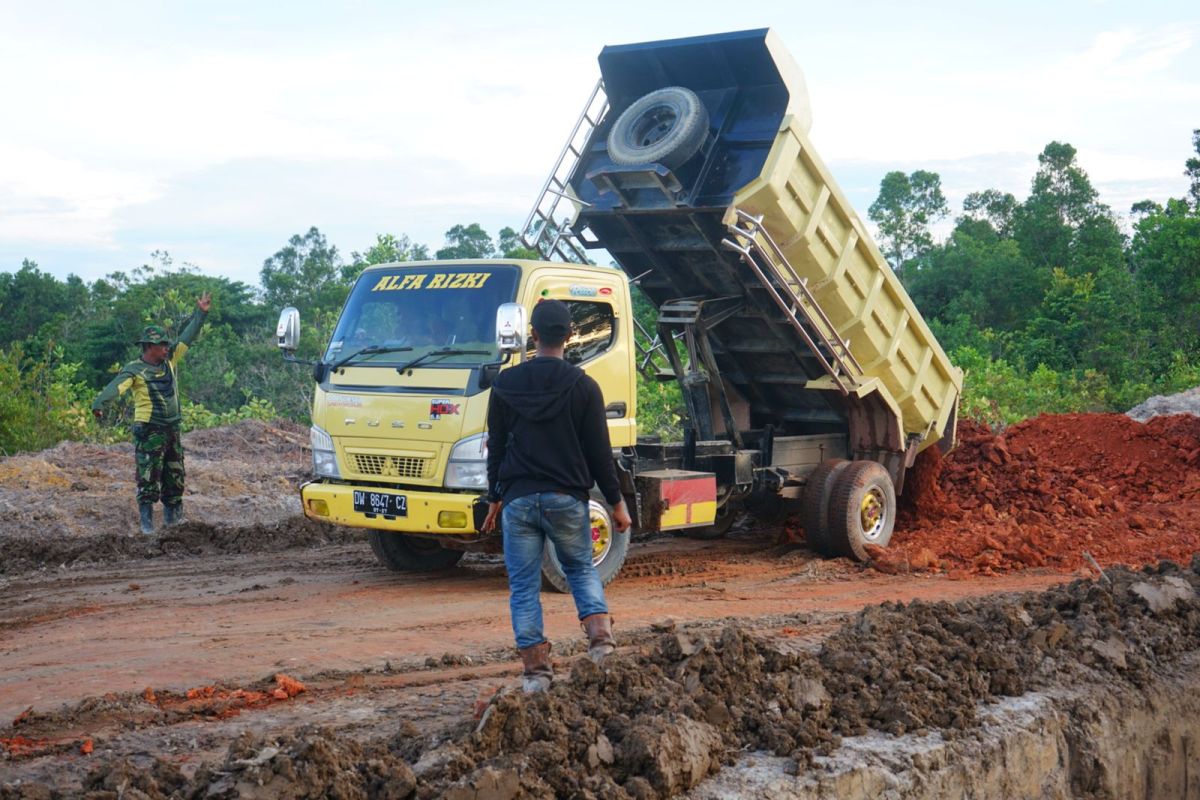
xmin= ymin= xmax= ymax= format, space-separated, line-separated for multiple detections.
xmin=637 ymin=374 xmax=683 ymax=439
xmin=954 ymin=346 xmax=1110 ymax=428
xmin=0 ymin=344 xmax=98 ymax=455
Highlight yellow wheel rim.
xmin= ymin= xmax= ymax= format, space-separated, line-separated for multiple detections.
xmin=588 ymin=500 xmax=613 ymax=565
xmin=859 ymin=488 xmax=886 ymax=540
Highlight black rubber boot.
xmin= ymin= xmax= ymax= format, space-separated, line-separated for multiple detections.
xmin=163 ymin=501 xmax=182 ymax=527
xmin=139 ymin=503 xmax=155 ymax=535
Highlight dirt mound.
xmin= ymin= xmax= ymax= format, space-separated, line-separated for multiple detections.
xmin=0 ymin=515 xmax=360 ymax=575
xmin=881 ymin=413 xmax=1200 ymax=576
xmin=1127 ymin=385 xmax=1200 ymax=422
xmin=0 ymin=419 xmax=334 ymax=574
xmin=7 ymin=560 xmax=1196 ymax=798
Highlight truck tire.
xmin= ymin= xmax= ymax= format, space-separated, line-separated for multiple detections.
xmin=606 ymin=86 xmax=709 ymax=170
xmin=542 ymin=497 xmax=630 ymax=593
xmin=368 ymin=531 xmax=464 ymax=572
xmin=827 ymin=461 xmax=897 ymax=562
xmin=801 ymin=459 xmax=849 ymax=557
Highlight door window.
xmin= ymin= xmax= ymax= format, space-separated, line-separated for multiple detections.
xmin=526 ymin=301 xmax=615 ymax=364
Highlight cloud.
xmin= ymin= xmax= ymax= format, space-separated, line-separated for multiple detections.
xmin=1 ymin=7 xmax=1196 ymax=282
xmin=0 ymin=142 xmax=160 ymax=248
xmin=1066 ymin=26 xmax=1193 ymax=79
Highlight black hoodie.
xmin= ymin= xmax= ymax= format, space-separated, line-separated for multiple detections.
xmin=485 ymin=356 xmax=622 ymax=506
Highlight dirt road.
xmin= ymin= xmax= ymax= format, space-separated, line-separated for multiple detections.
xmin=1 ymin=530 xmax=1069 ymax=722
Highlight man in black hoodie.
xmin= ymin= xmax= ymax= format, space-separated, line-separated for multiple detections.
xmin=483 ymin=299 xmax=632 ymax=692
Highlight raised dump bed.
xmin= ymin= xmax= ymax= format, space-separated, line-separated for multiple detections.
xmin=560 ymin=29 xmax=962 ymax=471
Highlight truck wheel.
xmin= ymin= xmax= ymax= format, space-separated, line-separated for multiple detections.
xmin=682 ymin=500 xmax=739 ymax=540
xmin=542 ymin=497 xmax=630 ymax=593
xmin=827 ymin=461 xmax=897 ymax=562
xmin=368 ymin=531 xmax=464 ymax=572
xmin=606 ymin=86 xmax=709 ymax=170
xmin=801 ymin=459 xmax=849 ymax=557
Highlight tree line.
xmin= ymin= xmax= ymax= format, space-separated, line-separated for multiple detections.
xmin=0 ymin=132 xmax=1197 ymax=455
xmin=869 ymin=132 xmax=1200 ymax=423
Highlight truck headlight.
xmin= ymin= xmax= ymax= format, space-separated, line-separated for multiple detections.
xmin=445 ymin=433 xmax=488 ymax=489
xmin=310 ymin=424 xmax=340 ymax=478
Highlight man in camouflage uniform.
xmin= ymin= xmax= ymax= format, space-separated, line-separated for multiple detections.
xmin=92 ymin=293 xmax=211 ymax=534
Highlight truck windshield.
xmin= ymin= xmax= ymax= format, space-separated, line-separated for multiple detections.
xmin=325 ymin=265 xmax=520 ymax=367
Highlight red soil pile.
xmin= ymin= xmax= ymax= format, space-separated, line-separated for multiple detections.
xmin=882 ymin=413 xmax=1200 ymax=576
xmin=148 ymin=674 xmax=307 ymax=719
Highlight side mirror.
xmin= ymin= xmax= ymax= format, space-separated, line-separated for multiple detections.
xmin=276 ymin=307 xmax=300 ymax=351
xmin=495 ymin=303 xmax=527 ymax=354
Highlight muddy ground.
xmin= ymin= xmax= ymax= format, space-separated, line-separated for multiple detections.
xmin=2 ymin=412 xmax=1200 ymax=797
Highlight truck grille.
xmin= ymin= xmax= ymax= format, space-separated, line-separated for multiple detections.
xmin=352 ymin=454 xmax=430 ymax=479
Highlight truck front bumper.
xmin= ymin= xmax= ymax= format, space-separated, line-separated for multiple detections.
xmin=300 ymin=480 xmax=484 ymax=535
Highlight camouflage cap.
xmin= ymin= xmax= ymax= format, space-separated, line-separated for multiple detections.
xmin=136 ymin=325 xmax=171 ymax=345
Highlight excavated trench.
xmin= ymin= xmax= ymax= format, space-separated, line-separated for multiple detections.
xmin=693 ymin=662 xmax=1200 ymax=798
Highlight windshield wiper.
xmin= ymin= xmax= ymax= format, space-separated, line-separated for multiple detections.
xmin=330 ymin=344 xmax=413 ymax=371
xmin=395 ymin=347 xmax=490 ymax=373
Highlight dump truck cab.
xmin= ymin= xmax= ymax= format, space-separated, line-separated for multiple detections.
xmin=277 ymin=259 xmax=638 ymax=580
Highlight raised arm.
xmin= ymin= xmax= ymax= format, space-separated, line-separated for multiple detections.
xmin=171 ymin=293 xmax=211 ymax=364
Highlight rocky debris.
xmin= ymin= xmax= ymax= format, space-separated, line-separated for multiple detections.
xmin=6 ymin=559 xmax=1199 ymax=799
xmin=1127 ymin=386 xmax=1200 ymax=422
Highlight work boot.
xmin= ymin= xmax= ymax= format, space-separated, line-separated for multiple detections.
xmin=162 ymin=501 xmax=183 ymax=527
xmin=581 ymin=614 xmax=616 ymax=664
xmin=518 ymin=641 xmax=553 ymax=693
xmin=138 ymin=503 xmax=155 ymax=535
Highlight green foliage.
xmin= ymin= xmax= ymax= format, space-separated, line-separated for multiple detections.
xmin=497 ymin=226 xmax=540 ymax=260
xmin=1185 ymin=129 xmax=1200 ymax=208
xmin=0 ymin=260 xmax=89 ymax=348
xmin=907 ymin=226 xmax=1045 ymax=333
xmin=260 ymin=227 xmax=347 ymax=313
xmin=436 ymin=223 xmax=496 ymax=260
xmin=960 ymin=190 xmax=1017 ymax=237
xmin=637 ymin=376 xmax=683 ymax=439
xmin=1012 ymin=141 xmax=1125 ymax=276
xmin=627 ymin=284 xmax=686 ymax=438
xmin=891 ymin=134 xmax=1200 ymax=426
xmin=181 ymin=397 xmax=279 ymax=430
xmin=344 ymin=234 xmax=430 ymax=284
xmin=954 ymin=346 xmax=1110 ymax=428
xmin=0 ymin=344 xmax=97 ymax=455
xmin=1129 ymin=197 xmax=1200 ymax=352
xmin=867 ymin=169 xmax=949 ymax=273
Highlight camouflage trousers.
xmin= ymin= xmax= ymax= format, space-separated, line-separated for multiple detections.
xmin=133 ymin=423 xmax=185 ymax=506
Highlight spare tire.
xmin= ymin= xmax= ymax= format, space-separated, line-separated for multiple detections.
xmin=606 ymin=86 xmax=709 ymax=170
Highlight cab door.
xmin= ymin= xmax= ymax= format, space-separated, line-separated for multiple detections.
xmin=524 ymin=271 xmax=637 ymax=447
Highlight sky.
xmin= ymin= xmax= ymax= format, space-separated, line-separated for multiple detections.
xmin=1 ymin=0 xmax=1197 ymax=287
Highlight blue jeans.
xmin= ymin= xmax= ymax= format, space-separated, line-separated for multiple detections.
xmin=502 ymin=491 xmax=608 ymax=650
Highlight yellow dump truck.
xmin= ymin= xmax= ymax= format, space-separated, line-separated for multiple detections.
xmin=276 ymin=29 xmax=961 ymax=588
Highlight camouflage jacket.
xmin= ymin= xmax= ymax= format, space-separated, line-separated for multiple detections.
xmin=92 ymin=309 xmax=208 ymax=426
